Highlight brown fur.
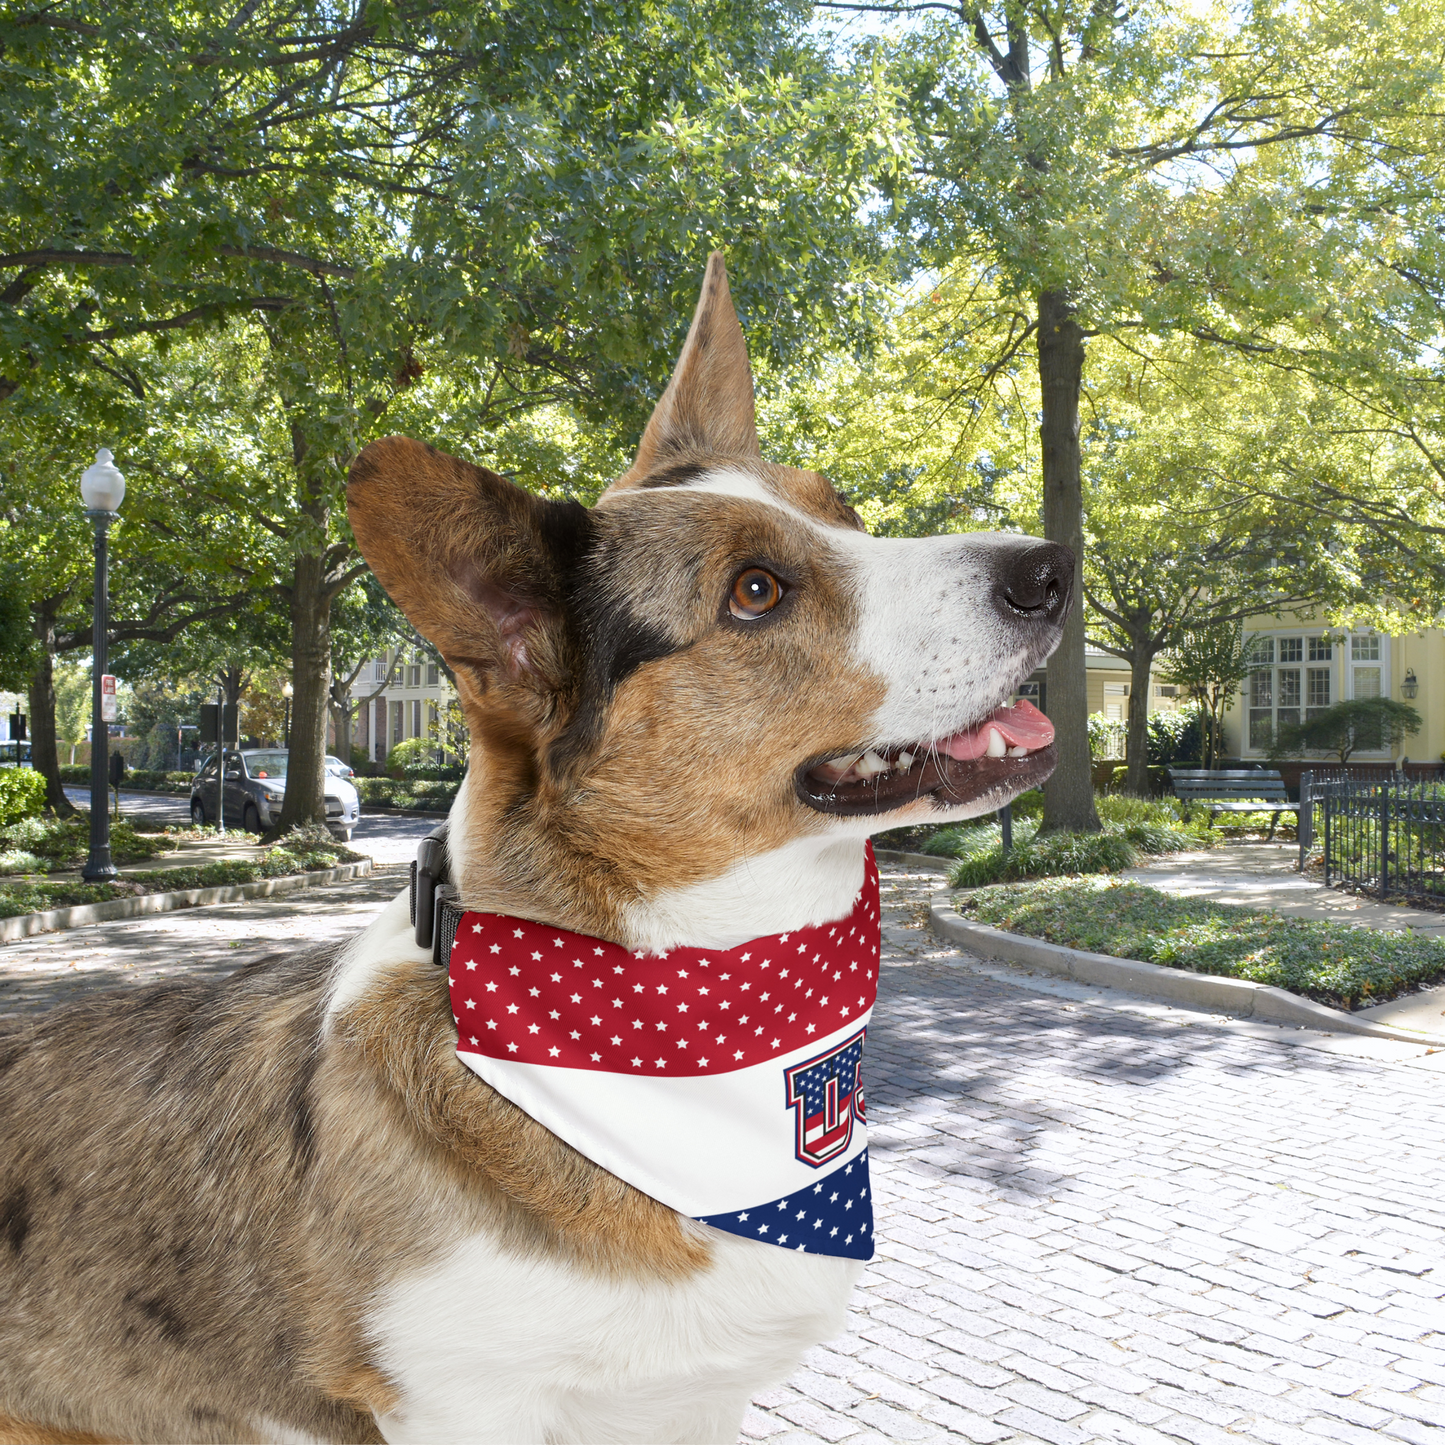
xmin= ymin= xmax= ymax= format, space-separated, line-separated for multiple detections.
xmin=0 ymin=253 xmax=894 ymax=1442
xmin=0 ymin=1421 xmax=115 ymax=1445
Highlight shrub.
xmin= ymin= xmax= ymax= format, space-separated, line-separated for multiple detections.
xmin=957 ymin=877 xmax=1445 ymax=1009
xmin=0 ymin=767 xmax=46 ymax=827
xmin=1147 ymin=707 xmax=1204 ymax=766
xmin=384 ymin=737 xmax=439 ymax=777
xmin=951 ymin=828 xmax=1137 ymax=886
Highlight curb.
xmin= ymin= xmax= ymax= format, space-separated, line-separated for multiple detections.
xmin=357 ymin=804 xmax=452 ymax=819
xmin=929 ymin=900 xmax=1445 ymax=1049
xmin=874 ymin=848 xmax=952 ymax=872
xmin=0 ymin=860 xmax=374 ymax=943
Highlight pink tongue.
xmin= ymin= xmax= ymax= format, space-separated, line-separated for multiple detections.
xmin=938 ymin=699 xmax=1055 ymax=762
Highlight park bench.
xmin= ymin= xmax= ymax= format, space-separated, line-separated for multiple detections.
xmin=1166 ymin=768 xmax=1299 ymax=840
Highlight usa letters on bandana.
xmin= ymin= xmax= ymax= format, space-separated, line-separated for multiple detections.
xmin=447 ymin=846 xmax=881 ymax=1260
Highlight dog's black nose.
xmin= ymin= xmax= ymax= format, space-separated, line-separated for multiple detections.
xmin=993 ymin=540 xmax=1074 ymax=623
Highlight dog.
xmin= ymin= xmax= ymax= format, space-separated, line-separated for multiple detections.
xmin=0 ymin=253 xmax=1070 ymax=1445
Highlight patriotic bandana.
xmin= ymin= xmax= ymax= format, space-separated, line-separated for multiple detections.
xmin=446 ymin=845 xmax=881 ymax=1259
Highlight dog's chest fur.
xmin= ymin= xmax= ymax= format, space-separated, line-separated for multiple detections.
xmin=331 ymin=882 xmax=863 ymax=1445
xmin=367 ymin=1209 xmax=858 ymax=1445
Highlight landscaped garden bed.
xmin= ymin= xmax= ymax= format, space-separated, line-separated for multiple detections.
xmin=956 ymin=876 xmax=1445 ymax=1010
xmin=0 ymin=819 xmax=362 ymax=920
xmin=879 ymin=791 xmax=1217 ymax=886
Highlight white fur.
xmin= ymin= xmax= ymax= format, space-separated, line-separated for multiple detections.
xmin=369 ymin=1225 xmax=861 ymax=1445
xmin=323 ymin=885 xmax=430 ymax=1030
xmin=254 ymin=1418 xmax=329 ymax=1445
xmin=686 ymin=467 xmax=1057 ymax=750
xmin=619 ymin=832 xmax=866 ymax=952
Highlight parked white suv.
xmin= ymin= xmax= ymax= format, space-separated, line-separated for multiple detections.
xmin=189 ymin=749 xmax=361 ymax=840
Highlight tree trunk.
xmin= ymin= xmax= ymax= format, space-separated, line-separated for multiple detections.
xmin=1037 ymin=289 xmax=1101 ymax=834
xmin=1125 ymin=644 xmax=1156 ymax=795
xmin=27 ymin=610 xmax=75 ymax=817
xmin=272 ymin=551 xmax=332 ymax=836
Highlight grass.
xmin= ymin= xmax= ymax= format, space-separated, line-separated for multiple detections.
xmin=909 ymin=793 xmax=1217 ymax=886
xmin=956 ymin=877 xmax=1445 ymax=1010
xmin=0 ymin=815 xmax=176 ymax=873
xmin=0 ymin=823 xmax=363 ymax=919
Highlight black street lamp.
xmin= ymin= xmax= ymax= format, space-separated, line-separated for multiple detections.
xmin=80 ymin=448 xmax=125 ymax=882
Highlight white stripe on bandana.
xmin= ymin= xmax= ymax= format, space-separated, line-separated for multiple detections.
xmin=448 ymin=845 xmax=881 ymax=1260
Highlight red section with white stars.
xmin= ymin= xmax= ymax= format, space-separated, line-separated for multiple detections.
xmin=448 ymin=846 xmax=880 ymax=1077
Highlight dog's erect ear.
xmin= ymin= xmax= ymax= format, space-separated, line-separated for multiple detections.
xmin=346 ymin=437 xmax=590 ymax=693
xmin=612 ymin=251 xmax=760 ymax=489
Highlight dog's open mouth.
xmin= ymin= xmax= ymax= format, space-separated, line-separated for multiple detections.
xmin=795 ymin=698 xmax=1057 ymax=817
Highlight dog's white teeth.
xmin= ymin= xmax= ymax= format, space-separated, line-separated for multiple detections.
xmin=856 ymin=750 xmax=890 ymax=778
xmin=1007 ymin=744 xmax=1029 ymax=758
xmin=898 ymin=751 xmax=915 ymax=771
xmin=985 ymin=728 xmax=1007 ymax=759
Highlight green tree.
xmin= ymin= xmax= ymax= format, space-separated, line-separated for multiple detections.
xmin=1163 ymin=623 xmax=1251 ymax=770
xmin=829 ymin=0 xmax=1444 ymax=830
xmin=1272 ymin=697 xmax=1422 ymax=764
xmin=2 ymin=0 xmax=897 ymax=830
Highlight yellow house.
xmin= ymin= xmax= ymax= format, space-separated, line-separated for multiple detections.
xmin=1221 ymin=614 xmax=1441 ymax=763
xmin=1021 ymin=648 xmax=1183 ymax=723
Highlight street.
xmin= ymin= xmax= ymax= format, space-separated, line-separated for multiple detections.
xmin=64 ymin=785 xmax=441 ymax=865
xmin=1 ymin=860 xmax=1441 ymax=1444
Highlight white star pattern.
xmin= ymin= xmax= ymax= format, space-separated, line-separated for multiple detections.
xmin=446 ymin=853 xmax=878 ymax=1081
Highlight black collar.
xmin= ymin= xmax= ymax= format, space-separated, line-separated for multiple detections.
xmin=409 ymin=823 xmax=462 ymax=966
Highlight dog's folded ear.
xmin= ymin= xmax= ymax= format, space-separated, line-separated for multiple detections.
xmin=610 ymin=251 xmax=760 ymax=490
xmin=346 ymin=437 xmax=590 ymax=695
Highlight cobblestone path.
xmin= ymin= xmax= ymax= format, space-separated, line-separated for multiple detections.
xmin=3 ymin=862 xmax=1441 ymax=1445
xmin=747 ymin=871 xmax=1445 ymax=1445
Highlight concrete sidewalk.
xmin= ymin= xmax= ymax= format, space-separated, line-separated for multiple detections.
xmin=1124 ymin=841 xmax=1445 ymax=1039
xmin=1123 ymin=842 xmax=1445 ymax=932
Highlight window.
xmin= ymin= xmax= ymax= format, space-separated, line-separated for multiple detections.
xmin=374 ymin=657 xmax=388 ymax=682
xmin=411 ymin=699 xmax=422 ymax=738
xmin=1351 ymin=632 xmax=1382 ymax=705
xmin=1248 ymin=635 xmax=1327 ymax=748
xmin=391 ymin=701 xmax=403 ymax=746
xmin=428 ymin=702 xmax=438 ymax=736
xmin=407 ymin=664 xmax=421 ymax=688
xmin=1155 ymin=684 xmax=1178 ymax=698
xmin=427 ymin=662 xmax=439 ymax=686
xmin=1102 ymin=680 xmax=1127 ymax=722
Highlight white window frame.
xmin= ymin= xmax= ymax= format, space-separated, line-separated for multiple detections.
xmin=1241 ymin=628 xmax=1392 ymax=756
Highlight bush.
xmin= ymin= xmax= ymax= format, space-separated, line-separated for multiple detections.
xmin=957 ymin=877 xmax=1445 ymax=1009
xmin=951 ymin=828 xmax=1138 ymax=886
xmin=1108 ymin=763 xmax=1167 ymax=795
xmin=59 ymin=764 xmax=89 ymax=783
xmin=0 ymin=767 xmax=46 ymax=827
xmin=384 ymin=737 xmax=440 ymax=777
xmin=0 ymin=824 xmax=362 ymax=918
xmin=1147 ymin=707 xmax=1204 ymax=766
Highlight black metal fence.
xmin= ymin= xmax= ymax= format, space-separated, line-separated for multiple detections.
xmin=1300 ymin=768 xmax=1445 ymax=903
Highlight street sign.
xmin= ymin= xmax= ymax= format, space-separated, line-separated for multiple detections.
xmin=6 ymin=713 xmax=24 ymax=741
xmin=100 ymin=674 xmax=117 ymax=722
xmin=198 ymin=703 xmax=238 ymax=745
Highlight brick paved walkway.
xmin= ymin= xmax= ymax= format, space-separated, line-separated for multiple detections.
xmin=746 ymin=872 xmax=1445 ymax=1445
xmin=3 ymin=863 xmax=1442 ymax=1445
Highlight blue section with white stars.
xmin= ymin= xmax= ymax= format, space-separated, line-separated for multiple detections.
xmin=695 ymin=1149 xmax=874 ymax=1259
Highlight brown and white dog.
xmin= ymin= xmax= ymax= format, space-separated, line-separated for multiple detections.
xmin=0 ymin=255 xmax=1070 ymax=1445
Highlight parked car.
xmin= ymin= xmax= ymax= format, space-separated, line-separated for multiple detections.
xmin=0 ymin=740 xmax=32 ymax=768
xmin=324 ymin=754 xmax=355 ymax=779
xmin=189 ymin=749 xmax=361 ymax=841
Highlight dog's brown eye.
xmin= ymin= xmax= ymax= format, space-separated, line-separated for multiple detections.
xmin=729 ymin=568 xmax=783 ymax=620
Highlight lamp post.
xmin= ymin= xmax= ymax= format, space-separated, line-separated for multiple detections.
xmin=283 ymin=681 xmax=293 ymax=748
xmin=80 ymin=448 xmax=125 ymax=882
